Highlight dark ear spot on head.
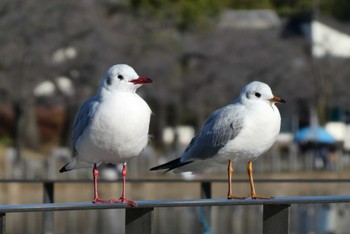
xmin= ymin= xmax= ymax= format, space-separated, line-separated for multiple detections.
xmin=106 ymin=76 xmax=112 ymax=86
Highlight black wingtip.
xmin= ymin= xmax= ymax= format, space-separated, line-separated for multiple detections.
xmin=59 ymin=163 xmax=69 ymax=173
xmin=150 ymin=158 xmax=193 ymax=172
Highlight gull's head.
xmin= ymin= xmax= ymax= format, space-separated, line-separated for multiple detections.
xmin=100 ymin=64 xmax=153 ymax=93
xmin=240 ymin=81 xmax=285 ymax=106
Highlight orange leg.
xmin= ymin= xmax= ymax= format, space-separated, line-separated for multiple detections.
xmin=247 ymin=161 xmax=272 ymax=199
xmin=227 ymin=160 xmax=244 ymax=199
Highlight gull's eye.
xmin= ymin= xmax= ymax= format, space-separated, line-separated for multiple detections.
xmin=255 ymin=92 xmax=261 ymax=98
xmin=118 ymin=75 xmax=124 ymax=80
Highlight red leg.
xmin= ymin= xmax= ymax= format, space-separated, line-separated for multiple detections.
xmin=92 ymin=164 xmax=109 ymax=203
xmin=110 ymin=163 xmax=137 ymax=206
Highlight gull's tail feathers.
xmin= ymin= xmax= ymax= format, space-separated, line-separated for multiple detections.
xmin=149 ymin=158 xmax=193 ymax=173
xmin=59 ymin=157 xmax=92 ymax=173
xmin=150 ymin=158 xmax=219 ymax=174
xmin=173 ymin=159 xmax=219 ymax=174
xmin=59 ymin=159 xmax=76 ymax=173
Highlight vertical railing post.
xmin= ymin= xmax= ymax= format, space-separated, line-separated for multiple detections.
xmin=43 ymin=182 xmax=54 ymax=234
xmin=263 ymin=204 xmax=290 ymax=234
xmin=0 ymin=213 xmax=5 ymax=234
xmin=199 ymin=182 xmax=212 ymax=234
xmin=200 ymin=182 xmax=212 ymax=199
xmin=125 ymin=208 xmax=153 ymax=234
xmin=43 ymin=182 xmax=54 ymax=203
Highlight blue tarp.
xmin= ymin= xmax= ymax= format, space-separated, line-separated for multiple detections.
xmin=295 ymin=126 xmax=336 ymax=144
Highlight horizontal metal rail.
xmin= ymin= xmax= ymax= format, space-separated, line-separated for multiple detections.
xmin=2 ymin=178 xmax=349 ymax=233
xmin=1 ymin=178 xmax=350 ymax=183
xmin=1 ymin=196 xmax=350 ymax=234
xmin=1 ymin=195 xmax=350 ymax=212
xmin=2 ymin=179 xmax=350 ymax=233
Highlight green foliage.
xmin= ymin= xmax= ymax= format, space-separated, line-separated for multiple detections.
xmin=320 ymin=0 xmax=350 ymax=21
xmin=0 ymin=136 xmax=12 ymax=146
xmin=270 ymin=0 xmax=314 ymax=15
xmin=270 ymin=0 xmax=350 ymax=21
xmin=228 ymin=0 xmax=273 ymax=9
xmin=128 ymin=0 xmax=350 ymax=30
xmin=128 ymin=0 xmax=229 ymax=31
xmin=227 ymin=0 xmax=350 ymax=21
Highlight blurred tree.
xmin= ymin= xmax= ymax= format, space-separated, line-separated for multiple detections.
xmin=271 ymin=0 xmax=350 ymax=22
xmin=320 ymin=0 xmax=350 ymax=21
xmin=229 ymin=0 xmax=273 ymax=9
xmin=0 ymin=1 xmax=60 ymax=155
xmin=129 ymin=0 xmax=228 ymax=31
xmin=226 ymin=0 xmax=350 ymax=23
xmin=0 ymin=1 xmax=97 ymax=155
xmin=0 ymin=0 xmax=350 ymax=158
xmin=311 ymin=57 xmax=350 ymax=125
xmin=270 ymin=0 xmax=314 ymax=15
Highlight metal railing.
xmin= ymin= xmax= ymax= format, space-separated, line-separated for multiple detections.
xmin=2 ymin=196 xmax=350 ymax=234
xmin=1 ymin=179 xmax=350 ymax=234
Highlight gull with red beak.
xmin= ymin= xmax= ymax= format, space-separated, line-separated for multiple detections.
xmin=151 ymin=81 xmax=285 ymax=199
xmin=60 ymin=64 xmax=153 ymax=206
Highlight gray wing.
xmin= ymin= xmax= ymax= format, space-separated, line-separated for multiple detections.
xmin=181 ymin=104 xmax=244 ymax=161
xmin=71 ymin=96 xmax=100 ymax=156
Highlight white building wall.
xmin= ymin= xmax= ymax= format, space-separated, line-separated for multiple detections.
xmin=312 ymin=21 xmax=350 ymax=58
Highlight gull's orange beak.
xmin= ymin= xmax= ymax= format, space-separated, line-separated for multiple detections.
xmin=269 ymin=96 xmax=286 ymax=104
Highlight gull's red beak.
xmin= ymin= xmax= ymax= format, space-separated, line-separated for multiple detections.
xmin=269 ymin=96 xmax=286 ymax=104
xmin=130 ymin=77 xmax=153 ymax=84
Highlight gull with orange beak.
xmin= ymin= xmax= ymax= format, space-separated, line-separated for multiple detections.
xmin=151 ymin=81 xmax=285 ymax=199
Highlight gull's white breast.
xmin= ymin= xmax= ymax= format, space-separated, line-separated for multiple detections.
xmin=215 ymin=102 xmax=281 ymax=163
xmin=76 ymin=92 xmax=151 ymax=164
